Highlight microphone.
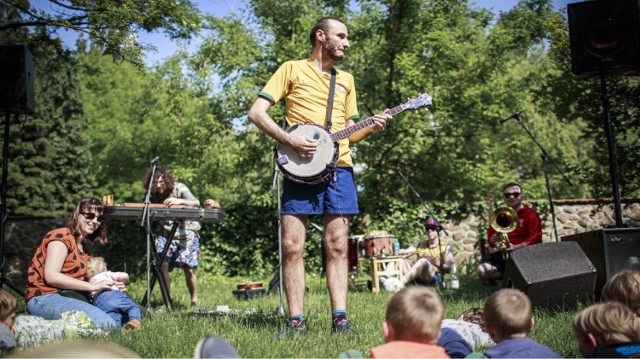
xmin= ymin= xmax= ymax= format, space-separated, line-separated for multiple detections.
xmin=150 ymin=156 xmax=160 ymax=164
xmin=499 ymin=111 xmax=521 ymax=123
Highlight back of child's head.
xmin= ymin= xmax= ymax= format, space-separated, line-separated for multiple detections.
xmin=573 ymin=301 xmax=640 ymax=344
xmin=85 ymin=256 xmax=107 ymax=280
xmin=484 ymin=288 xmax=532 ymax=339
xmin=601 ymin=268 xmax=640 ymax=316
xmin=0 ymin=290 xmax=17 ymax=323
xmin=385 ymin=286 xmax=444 ymax=343
xmin=460 ymin=307 xmax=485 ymax=327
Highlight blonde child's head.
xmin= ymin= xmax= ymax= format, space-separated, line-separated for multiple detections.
xmin=484 ymin=288 xmax=533 ymax=341
xmin=85 ymin=256 xmax=107 ymax=280
xmin=601 ymin=268 xmax=640 ymax=316
xmin=572 ymin=301 xmax=640 ymax=357
xmin=384 ymin=286 xmax=444 ymax=343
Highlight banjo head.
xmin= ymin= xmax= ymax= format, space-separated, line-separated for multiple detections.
xmin=276 ymin=124 xmax=338 ymax=183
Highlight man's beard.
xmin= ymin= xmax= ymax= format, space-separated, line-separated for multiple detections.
xmin=323 ymin=44 xmax=343 ymax=61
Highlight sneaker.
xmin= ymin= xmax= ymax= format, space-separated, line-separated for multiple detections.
xmin=124 ymin=319 xmax=141 ymax=330
xmin=331 ymin=319 xmax=360 ymax=337
xmin=432 ymin=273 xmax=444 ymax=288
xmin=275 ymin=317 xmax=307 ymax=340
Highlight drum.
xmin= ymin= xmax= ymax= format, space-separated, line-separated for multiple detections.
xmin=362 ymin=232 xmax=395 ymax=258
xmin=321 ymin=236 xmax=360 ymax=275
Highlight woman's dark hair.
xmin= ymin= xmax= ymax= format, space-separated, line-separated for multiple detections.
xmin=66 ymin=197 xmax=108 ymax=248
xmin=142 ymin=167 xmax=175 ymax=203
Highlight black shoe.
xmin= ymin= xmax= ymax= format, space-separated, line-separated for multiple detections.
xmin=331 ymin=318 xmax=360 ymax=337
xmin=275 ymin=317 xmax=307 ymax=340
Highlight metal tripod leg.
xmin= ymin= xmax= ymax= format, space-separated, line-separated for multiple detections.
xmin=141 ymin=223 xmax=177 ymax=308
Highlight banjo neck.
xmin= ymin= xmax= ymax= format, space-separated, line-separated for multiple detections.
xmin=329 ymin=104 xmax=409 ymax=142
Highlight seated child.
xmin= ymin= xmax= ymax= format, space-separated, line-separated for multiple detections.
xmin=572 ymin=301 xmax=640 ymax=358
xmin=85 ymin=257 xmax=142 ymax=329
xmin=370 ymin=286 xmax=449 ymax=358
xmin=0 ymin=289 xmax=17 ymax=354
xmin=468 ymin=288 xmax=560 ymax=358
xmin=601 ymin=268 xmax=640 ymax=316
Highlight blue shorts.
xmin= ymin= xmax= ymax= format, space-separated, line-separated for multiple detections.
xmin=281 ymin=167 xmax=359 ymax=216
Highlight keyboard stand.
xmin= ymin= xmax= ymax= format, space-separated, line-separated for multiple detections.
xmin=141 ymin=222 xmax=177 ymax=309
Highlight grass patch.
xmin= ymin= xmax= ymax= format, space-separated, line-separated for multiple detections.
xmin=16 ymin=269 xmax=584 ymax=357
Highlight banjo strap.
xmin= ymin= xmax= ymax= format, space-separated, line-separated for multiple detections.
xmin=325 ymin=68 xmax=337 ymax=130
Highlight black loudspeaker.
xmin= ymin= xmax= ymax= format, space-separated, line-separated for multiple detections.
xmin=503 ymin=242 xmax=596 ymax=310
xmin=568 ymin=0 xmax=640 ymax=77
xmin=562 ymin=227 xmax=640 ymax=297
xmin=0 ymin=45 xmax=35 ymax=113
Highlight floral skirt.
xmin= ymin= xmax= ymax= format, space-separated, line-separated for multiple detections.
xmin=155 ymin=231 xmax=200 ymax=269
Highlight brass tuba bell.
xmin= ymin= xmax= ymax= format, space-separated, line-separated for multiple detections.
xmin=491 ymin=206 xmax=518 ymax=259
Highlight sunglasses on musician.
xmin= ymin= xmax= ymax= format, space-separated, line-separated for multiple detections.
xmin=504 ymin=192 xmax=521 ymax=198
xmin=81 ymin=212 xmax=105 ymax=222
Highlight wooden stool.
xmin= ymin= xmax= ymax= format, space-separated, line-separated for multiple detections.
xmin=370 ymin=255 xmax=404 ymax=293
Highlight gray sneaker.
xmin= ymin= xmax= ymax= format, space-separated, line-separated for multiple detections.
xmin=275 ymin=317 xmax=307 ymax=340
xmin=331 ymin=318 xmax=360 ymax=337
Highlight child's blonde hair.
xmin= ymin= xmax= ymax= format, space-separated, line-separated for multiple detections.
xmin=573 ymin=301 xmax=640 ymax=344
xmin=484 ymin=288 xmax=532 ymax=339
xmin=385 ymin=286 xmax=444 ymax=342
xmin=601 ymin=268 xmax=640 ymax=316
xmin=85 ymin=256 xmax=107 ymax=280
xmin=0 ymin=289 xmax=18 ymax=323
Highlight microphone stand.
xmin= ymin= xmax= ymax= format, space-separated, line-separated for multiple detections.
xmin=514 ymin=113 xmax=572 ymax=242
xmin=270 ymin=163 xmax=286 ymax=316
xmin=397 ymin=168 xmax=447 ymax=287
xmin=141 ymin=161 xmax=158 ymax=309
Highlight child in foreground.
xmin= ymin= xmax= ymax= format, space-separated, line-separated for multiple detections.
xmin=467 ymin=288 xmax=560 ymax=358
xmin=370 ymin=286 xmax=449 ymax=358
xmin=86 ymin=257 xmax=142 ymax=329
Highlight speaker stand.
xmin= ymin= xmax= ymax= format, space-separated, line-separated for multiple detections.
xmin=1 ymin=110 xmax=25 ymax=298
xmin=599 ymin=73 xmax=623 ymax=227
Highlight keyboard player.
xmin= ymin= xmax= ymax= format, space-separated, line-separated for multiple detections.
xmin=142 ymin=167 xmax=202 ymax=306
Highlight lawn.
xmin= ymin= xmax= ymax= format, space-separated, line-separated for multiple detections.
xmin=70 ymin=264 xmax=583 ymax=358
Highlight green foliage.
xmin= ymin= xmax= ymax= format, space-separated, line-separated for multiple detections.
xmin=1 ymin=0 xmax=203 ymax=64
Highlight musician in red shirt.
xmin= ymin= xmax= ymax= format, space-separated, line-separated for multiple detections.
xmin=476 ymin=183 xmax=542 ymax=281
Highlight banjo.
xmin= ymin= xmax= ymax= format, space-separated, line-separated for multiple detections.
xmin=275 ymin=93 xmax=433 ymax=184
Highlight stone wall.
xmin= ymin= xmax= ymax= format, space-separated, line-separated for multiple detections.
xmin=3 ymin=199 xmax=639 ymax=291
xmin=441 ymin=198 xmax=640 ymax=265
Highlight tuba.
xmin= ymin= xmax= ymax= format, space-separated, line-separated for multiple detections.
xmin=491 ymin=206 xmax=517 ymax=259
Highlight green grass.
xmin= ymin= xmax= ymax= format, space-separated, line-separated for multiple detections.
xmin=15 ymin=268 xmax=584 ymax=358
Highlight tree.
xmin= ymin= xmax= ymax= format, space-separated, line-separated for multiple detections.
xmin=0 ymin=0 xmax=203 ymax=64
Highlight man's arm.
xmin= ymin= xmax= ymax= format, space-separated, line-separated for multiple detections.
xmin=248 ymin=97 xmax=317 ymax=156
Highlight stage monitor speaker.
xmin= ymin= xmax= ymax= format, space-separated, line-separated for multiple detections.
xmin=503 ymin=242 xmax=596 ymax=310
xmin=562 ymin=227 xmax=640 ymax=297
xmin=568 ymin=0 xmax=640 ymax=77
xmin=0 ymin=45 xmax=35 ymax=114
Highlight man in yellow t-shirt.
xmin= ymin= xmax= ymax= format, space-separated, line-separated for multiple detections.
xmin=248 ymin=17 xmax=391 ymax=339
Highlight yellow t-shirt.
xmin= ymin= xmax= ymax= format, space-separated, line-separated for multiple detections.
xmin=258 ymin=58 xmax=360 ymax=167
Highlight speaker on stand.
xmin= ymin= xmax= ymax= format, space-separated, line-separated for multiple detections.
xmin=0 ymin=45 xmax=35 ymax=297
xmin=568 ymin=0 xmax=640 ymax=226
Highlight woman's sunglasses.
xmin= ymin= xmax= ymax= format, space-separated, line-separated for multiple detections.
xmin=81 ymin=212 xmax=105 ymax=222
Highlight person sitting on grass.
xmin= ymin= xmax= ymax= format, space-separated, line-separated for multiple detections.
xmin=601 ymin=268 xmax=640 ymax=316
xmin=370 ymin=286 xmax=449 ymax=358
xmin=467 ymin=288 xmax=560 ymax=358
xmin=572 ymin=301 xmax=640 ymax=358
xmin=85 ymin=257 xmax=142 ymax=330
